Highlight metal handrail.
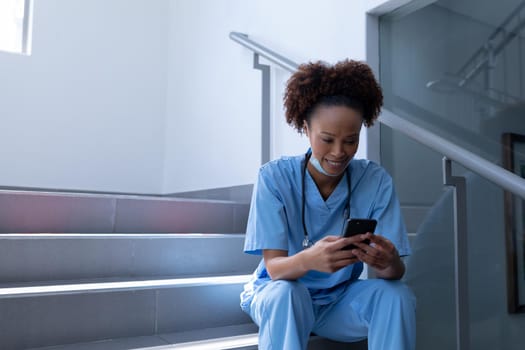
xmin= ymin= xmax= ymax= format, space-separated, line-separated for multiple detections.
xmin=455 ymin=0 xmax=525 ymax=86
xmin=381 ymin=110 xmax=525 ymax=200
xmin=229 ymin=32 xmax=298 ymax=73
xmin=229 ymin=31 xmax=525 ymax=201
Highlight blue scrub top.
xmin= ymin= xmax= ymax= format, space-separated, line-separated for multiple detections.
xmin=241 ymin=153 xmax=411 ymax=308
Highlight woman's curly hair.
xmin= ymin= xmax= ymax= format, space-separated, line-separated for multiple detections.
xmin=284 ymin=59 xmax=383 ymax=133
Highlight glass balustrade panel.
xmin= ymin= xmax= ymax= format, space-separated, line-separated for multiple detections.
xmin=380 ymin=1 xmax=525 ymax=348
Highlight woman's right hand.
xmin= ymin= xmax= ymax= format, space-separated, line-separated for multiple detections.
xmin=302 ymin=235 xmax=361 ymax=273
xmin=263 ymin=235 xmax=363 ymax=280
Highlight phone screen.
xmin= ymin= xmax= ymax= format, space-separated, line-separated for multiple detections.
xmin=341 ymin=218 xmax=377 ymax=250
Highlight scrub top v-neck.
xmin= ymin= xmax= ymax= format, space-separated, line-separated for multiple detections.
xmin=302 ymin=168 xmax=349 ymax=241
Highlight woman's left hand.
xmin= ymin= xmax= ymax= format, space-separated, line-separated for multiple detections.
xmin=351 ymin=233 xmax=405 ymax=280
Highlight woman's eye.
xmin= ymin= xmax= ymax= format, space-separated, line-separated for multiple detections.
xmin=345 ymin=140 xmax=357 ymax=145
xmin=322 ymin=139 xmax=333 ymax=143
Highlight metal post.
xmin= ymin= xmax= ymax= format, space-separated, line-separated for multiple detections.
xmin=253 ymin=54 xmax=271 ymax=164
xmin=484 ymin=41 xmax=497 ymax=117
xmin=443 ymin=158 xmax=470 ymax=350
xmin=22 ymin=0 xmax=33 ymax=55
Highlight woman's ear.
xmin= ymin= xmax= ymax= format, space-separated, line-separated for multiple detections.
xmin=303 ymin=120 xmax=309 ymax=136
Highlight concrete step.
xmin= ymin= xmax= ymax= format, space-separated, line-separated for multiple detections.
xmin=28 ymin=324 xmax=367 ymax=350
xmin=0 ymin=234 xmax=260 ymax=283
xmin=0 ymin=276 xmax=253 ymax=349
xmin=0 ymin=190 xmax=249 ymax=233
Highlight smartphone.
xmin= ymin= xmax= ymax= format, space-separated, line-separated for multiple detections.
xmin=341 ymin=218 xmax=377 ymax=250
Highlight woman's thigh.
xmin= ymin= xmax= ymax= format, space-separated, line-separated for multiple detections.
xmin=313 ymin=279 xmax=415 ymax=343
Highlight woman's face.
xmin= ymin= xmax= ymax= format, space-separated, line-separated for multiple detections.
xmin=305 ymin=105 xmax=363 ymax=177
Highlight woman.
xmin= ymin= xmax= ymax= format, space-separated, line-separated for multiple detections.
xmin=240 ymin=60 xmax=416 ymax=350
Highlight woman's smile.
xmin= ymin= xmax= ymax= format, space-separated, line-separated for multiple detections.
xmin=324 ymin=158 xmax=349 ymax=172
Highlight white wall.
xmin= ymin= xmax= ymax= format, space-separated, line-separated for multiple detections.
xmin=1 ymin=0 xmax=372 ymax=194
xmin=0 ymin=0 xmax=169 ymax=193
xmin=162 ymin=0 xmax=369 ymax=193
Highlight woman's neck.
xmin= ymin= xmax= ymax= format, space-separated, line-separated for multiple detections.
xmin=307 ymin=162 xmax=344 ymax=200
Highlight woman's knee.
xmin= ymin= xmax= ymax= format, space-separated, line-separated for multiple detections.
xmin=375 ymin=280 xmax=416 ymax=306
xmin=263 ymin=280 xmax=311 ymax=308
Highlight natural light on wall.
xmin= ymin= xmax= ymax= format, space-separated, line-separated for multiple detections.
xmin=0 ymin=0 xmax=33 ymax=55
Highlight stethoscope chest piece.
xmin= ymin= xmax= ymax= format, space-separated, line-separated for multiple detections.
xmin=302 ymin=235 xmax=314 ymax=249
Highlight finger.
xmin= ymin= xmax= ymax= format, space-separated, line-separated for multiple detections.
xmin=368 ymin=234 xmax=393 ymax=248
xmin=355 ymin=244 xmax=384 ymax=263
xmin=368 ymin=236 xmax=400 ymax=259
xmin=352 ymin=248 xmax=375 ymax=265
xmin=330 ymin=236 xmax=359 ymax=250
xmin=330 ymin=248 xmax=358 ymax=262
xmin=320 ymin=235 xmax=343 ymax=242
xmin=322 ymin=254 xmax=359 ymax=272
xmin=354 ymin=241 xmax=376 ymax=255
xmin=336 ymin=258 xmax=360 ymax=269
xmin=334 ymin=254 xmax=361 ymax=267
xmin=352 ymin=246 xmax=389 ymax=269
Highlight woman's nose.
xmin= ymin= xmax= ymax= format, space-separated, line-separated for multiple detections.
xmin=331 ymin=143 xmax=345 ymax=157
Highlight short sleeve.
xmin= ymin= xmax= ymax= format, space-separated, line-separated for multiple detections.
xmin=371 ymin=171 xmax=412 ymax=257
xmin=243 ymin=166 xmax=289 ymax=255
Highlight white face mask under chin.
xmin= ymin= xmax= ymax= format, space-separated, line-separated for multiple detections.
xmin=309 ymin=155 xmax=346 ymax=177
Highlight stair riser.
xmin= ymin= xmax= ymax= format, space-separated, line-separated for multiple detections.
xmin=0 ymin=235 xmax=260 ymax=283
xmin=0 ymin=284 xmax=250 ymax=350
xmin=0 ymin=192 xmax=249 ymax=233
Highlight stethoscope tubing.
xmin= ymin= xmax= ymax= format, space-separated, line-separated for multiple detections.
xmin=301 ymin=151 xmax=351 ymax=248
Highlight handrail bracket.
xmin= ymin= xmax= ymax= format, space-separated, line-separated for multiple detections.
xmin=253 ymin=54 xmax=271 ymax=164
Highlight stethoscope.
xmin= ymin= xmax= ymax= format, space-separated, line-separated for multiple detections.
xmin=301 ymin=151 xmax=352 ymax=249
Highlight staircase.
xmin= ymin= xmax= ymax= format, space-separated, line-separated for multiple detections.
xmin=0 ymin=189 xmax=367 ymax=349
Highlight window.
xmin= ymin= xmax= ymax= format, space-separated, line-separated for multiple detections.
xmin=0 ymin=0 xmax=33 ymax=55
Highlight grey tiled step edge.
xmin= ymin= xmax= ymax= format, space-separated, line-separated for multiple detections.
xmin=0 ymin=234 xmax=260 ymax=283
xmin=29 ymin=324 xmax=367 ymax=350
xmin=0 ymin=276 xmax=253 ymax=349
xmin=0 ymin=274 xmax=252 ymax=298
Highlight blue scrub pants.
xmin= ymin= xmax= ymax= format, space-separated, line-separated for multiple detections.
xmin=243 ymin=279 xmax=416 ymax=350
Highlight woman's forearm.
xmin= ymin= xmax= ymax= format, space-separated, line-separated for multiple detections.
xmin=264 ymin=250 xmax=312 ymax=281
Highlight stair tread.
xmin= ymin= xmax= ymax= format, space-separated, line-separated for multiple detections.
xmin=28 ymin=323 xmax=365 ymax=350
xmin=0 ymin=274 xmax=252 ymax=298
xmin=0 ymin=233 xmax=259 ymax=285
xmin=27 ymin=324 xmax=257 ymax=350
xmin=28 ymin=335 xmax=169 ymax=350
